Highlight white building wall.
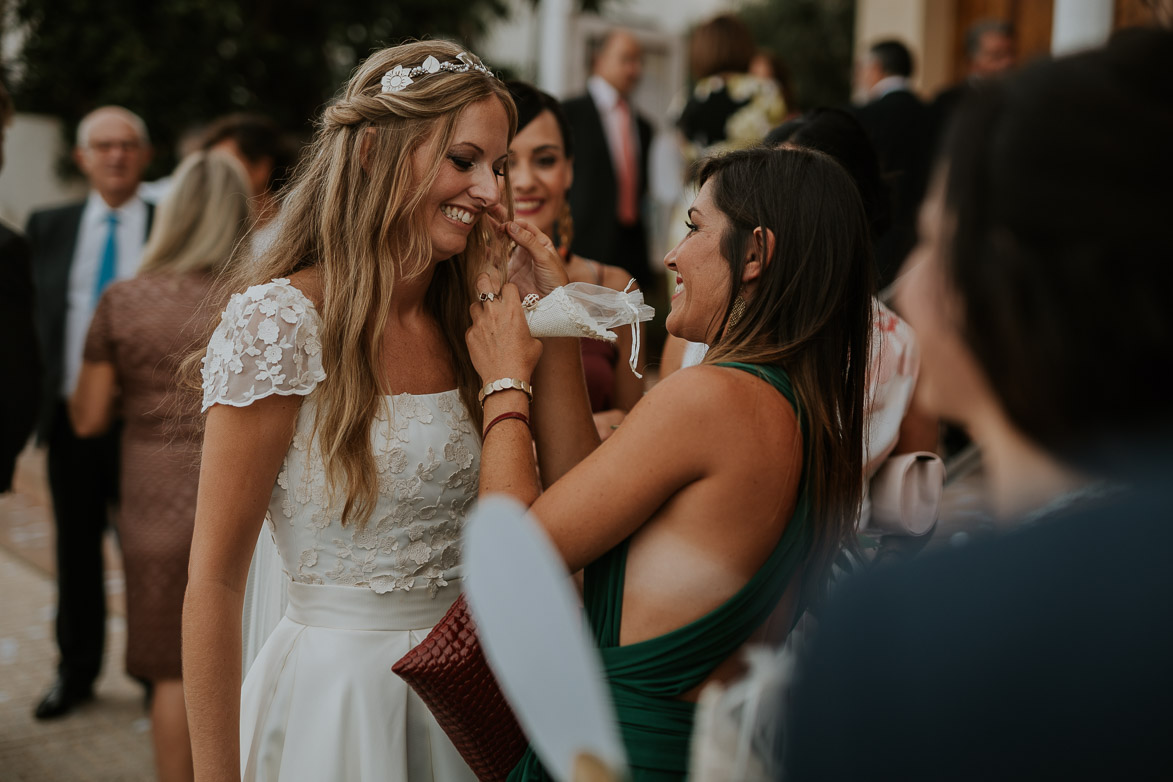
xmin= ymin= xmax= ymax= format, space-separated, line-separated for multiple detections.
xmin=479 ymin=0 xmax=737 ymax=124
xmin=0 ymin=114 xmax=85 ymax=230
xmin=1051 ymin=0 xmax=1114 ymax=54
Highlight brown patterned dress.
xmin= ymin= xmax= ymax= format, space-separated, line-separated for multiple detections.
xmin=83 ymin=270 xmax=216 ymax=680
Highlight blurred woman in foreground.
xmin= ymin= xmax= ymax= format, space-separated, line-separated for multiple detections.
xmin=784 ymin=27 xmax=1173 ymax=780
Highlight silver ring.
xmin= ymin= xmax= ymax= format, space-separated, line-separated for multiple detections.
xmin=522 ymin=293 xmax=540 ymax=310
xmin=478 ymin=291 xmax=497 ymax=303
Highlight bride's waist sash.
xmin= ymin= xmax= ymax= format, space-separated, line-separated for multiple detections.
xmin=285 ymin=579 xmax=461 ymax=632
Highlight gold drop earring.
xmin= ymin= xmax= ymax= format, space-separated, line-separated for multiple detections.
xmin=726 ymin=293 xmax=748 ymax=330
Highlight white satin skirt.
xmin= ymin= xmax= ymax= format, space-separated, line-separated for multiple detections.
xmin=239 ymin=580 xmax=476 ymax=782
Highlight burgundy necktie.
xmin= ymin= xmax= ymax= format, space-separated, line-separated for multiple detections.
xmin=614 ymin=98 xmax=639 ymax=225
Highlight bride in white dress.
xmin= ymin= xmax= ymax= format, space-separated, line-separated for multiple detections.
xmin=182 ymin=41 xmax=596 ymax=781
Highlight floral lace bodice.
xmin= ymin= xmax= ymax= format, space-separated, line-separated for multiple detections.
xmin=201 ymin=279 xmax=480 ymax=596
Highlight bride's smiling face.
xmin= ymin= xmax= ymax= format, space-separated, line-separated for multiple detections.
xmin=413 ymin=97 xmax=510 ymax=263
xmin=663 ymin=181 xmax=735 ymax=344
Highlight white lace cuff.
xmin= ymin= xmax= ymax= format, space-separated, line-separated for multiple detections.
xmin=525 ymin=281 xmax=654 ymax=377
xmin=201 ymin=278 xmax=327 ymax=412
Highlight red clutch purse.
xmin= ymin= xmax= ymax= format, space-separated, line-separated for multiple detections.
xmin=392 ymin=594 xmax=529 ymax=781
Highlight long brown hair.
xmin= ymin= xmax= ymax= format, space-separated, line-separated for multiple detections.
xmin=207 ymin=41 xmax=516 ymax=527
xmin=701 ymin=146 xmax=873 ymax=587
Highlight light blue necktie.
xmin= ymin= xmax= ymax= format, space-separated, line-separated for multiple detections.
xmin=94 ymin=212 xmax=119 ymax=303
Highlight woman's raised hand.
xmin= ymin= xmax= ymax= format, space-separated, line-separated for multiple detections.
xmin=496 ymin=215 xmax=570 ymax=299
xmin=466 ymin=270 xmax=543 ymax=386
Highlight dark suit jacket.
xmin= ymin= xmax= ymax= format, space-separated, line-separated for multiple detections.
xmin=27 ymin=200 xmax=153 ymax=440
xmin=0 ymin=222 xmax=40 ymax=490
xmin=784 ymin=457 xmax=1173 ymax=780
xmin=561 ymin=92 xmax=653 ymax=265
xmin=853 ymin=89 xmax=933 ymax=287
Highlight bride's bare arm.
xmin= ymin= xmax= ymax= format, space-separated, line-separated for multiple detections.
xmin=183 ymin=396 xmax=300 ymax=781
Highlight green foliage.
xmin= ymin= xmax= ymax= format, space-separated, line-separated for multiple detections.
xmin=738 ymin=0 xmax=856 ymax=111
xmin=9 ymin=0 xmax=514 ymax=180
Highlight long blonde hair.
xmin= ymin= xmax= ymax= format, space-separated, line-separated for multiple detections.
xmin=138 ymin=151 xmax=252 ymax=276
xmin=216 ymin=41 xmax=516 ymax=527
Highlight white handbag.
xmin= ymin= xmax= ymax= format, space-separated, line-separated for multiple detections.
xmin=866 ymin=451 xmax=945 ymax=536
xmin=524 ymin=281 xmax=654 ymax=377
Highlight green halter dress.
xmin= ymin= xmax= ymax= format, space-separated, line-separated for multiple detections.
xmin=507 ymin=363 xmax=812 ymax=781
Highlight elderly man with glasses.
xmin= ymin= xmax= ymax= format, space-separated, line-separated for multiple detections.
xmin=27 ymin=105 xmax=154 ymax=719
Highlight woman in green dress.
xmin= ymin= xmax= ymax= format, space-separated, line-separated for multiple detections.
xmin=467 ymin=145 xmax=874 ymax=779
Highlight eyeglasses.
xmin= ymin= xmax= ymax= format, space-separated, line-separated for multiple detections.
xmin=86 ymin=139 xmax=143 ymax=154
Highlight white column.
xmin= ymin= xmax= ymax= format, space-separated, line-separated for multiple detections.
xmin=537 ymin=0 xmax=572 ymax=98
xmin=1051 ymin=0 xmax=1114 ymax=55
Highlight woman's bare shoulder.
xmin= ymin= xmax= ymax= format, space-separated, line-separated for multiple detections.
xmin=285 ymin=268 xmax=324 ymax=310
xmin=651 ymin=362 xmax=779 ymax=392
xmin=599 ymin=262 xmax=639 ymax=293
xmin=637 ymin=364 xmax=797 ymax=435
xmin=608 ymin=365 xmax=801 ymax=510
xmin=566 ymin=253 xmax=639 ymax=293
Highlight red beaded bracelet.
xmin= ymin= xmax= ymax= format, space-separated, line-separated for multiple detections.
xmin=482 ymin=411 xmax=531 ymax=439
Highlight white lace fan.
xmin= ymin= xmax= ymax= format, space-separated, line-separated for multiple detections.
xmin=464 ymin=495 xmax=627 ymax=781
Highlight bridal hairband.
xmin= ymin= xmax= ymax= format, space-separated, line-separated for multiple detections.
xmin=381 ymin=53 xmax=495 ymax=93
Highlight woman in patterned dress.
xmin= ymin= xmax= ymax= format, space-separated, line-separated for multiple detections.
xmin=182 ymin=41 xmax=594 ymax=781
xmin=71 ymin=151 xmax=252 ymax=782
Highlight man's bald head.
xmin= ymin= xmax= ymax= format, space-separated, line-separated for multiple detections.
xmin=77 ymin=106 xmax=150 ymax=149
xmin=73 ymin=106 xmax=152 ymax=208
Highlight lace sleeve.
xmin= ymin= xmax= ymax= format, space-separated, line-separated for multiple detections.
xmin=200 ymin=278 xmax=326 ymax=413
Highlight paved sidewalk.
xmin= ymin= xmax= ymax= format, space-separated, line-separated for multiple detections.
xmin=0 ymin=447 xmax=153 ymax=781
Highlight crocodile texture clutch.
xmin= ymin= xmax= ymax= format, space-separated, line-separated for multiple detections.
xmin=392 ymin=594 xmax=528 ymax=781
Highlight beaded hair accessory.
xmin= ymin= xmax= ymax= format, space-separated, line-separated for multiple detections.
xmin=381 ymin=52 xmax=495 ymax=93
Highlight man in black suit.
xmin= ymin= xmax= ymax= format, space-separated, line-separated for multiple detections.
xmin=852 ymin=39 xmax=932 ymax=289
xmin=0 ymin=78 xmax=40 ymax=494
xmin=562 ymin=29 xmax=654 ymax=289
xmin=28 ymin=105 xmax=153 ymax=719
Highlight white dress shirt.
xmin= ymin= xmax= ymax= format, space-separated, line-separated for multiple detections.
xmin=869 ymin=75 xmax=913 ymax=101
xmin=587 ymin=75 xmax=642 ymax=182
xmin=62 ymin=191 xmax=148 ymax=395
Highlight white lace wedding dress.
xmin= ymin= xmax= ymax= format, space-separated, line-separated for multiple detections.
xmin=201 ymin=279 xmax=480 ymax=781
